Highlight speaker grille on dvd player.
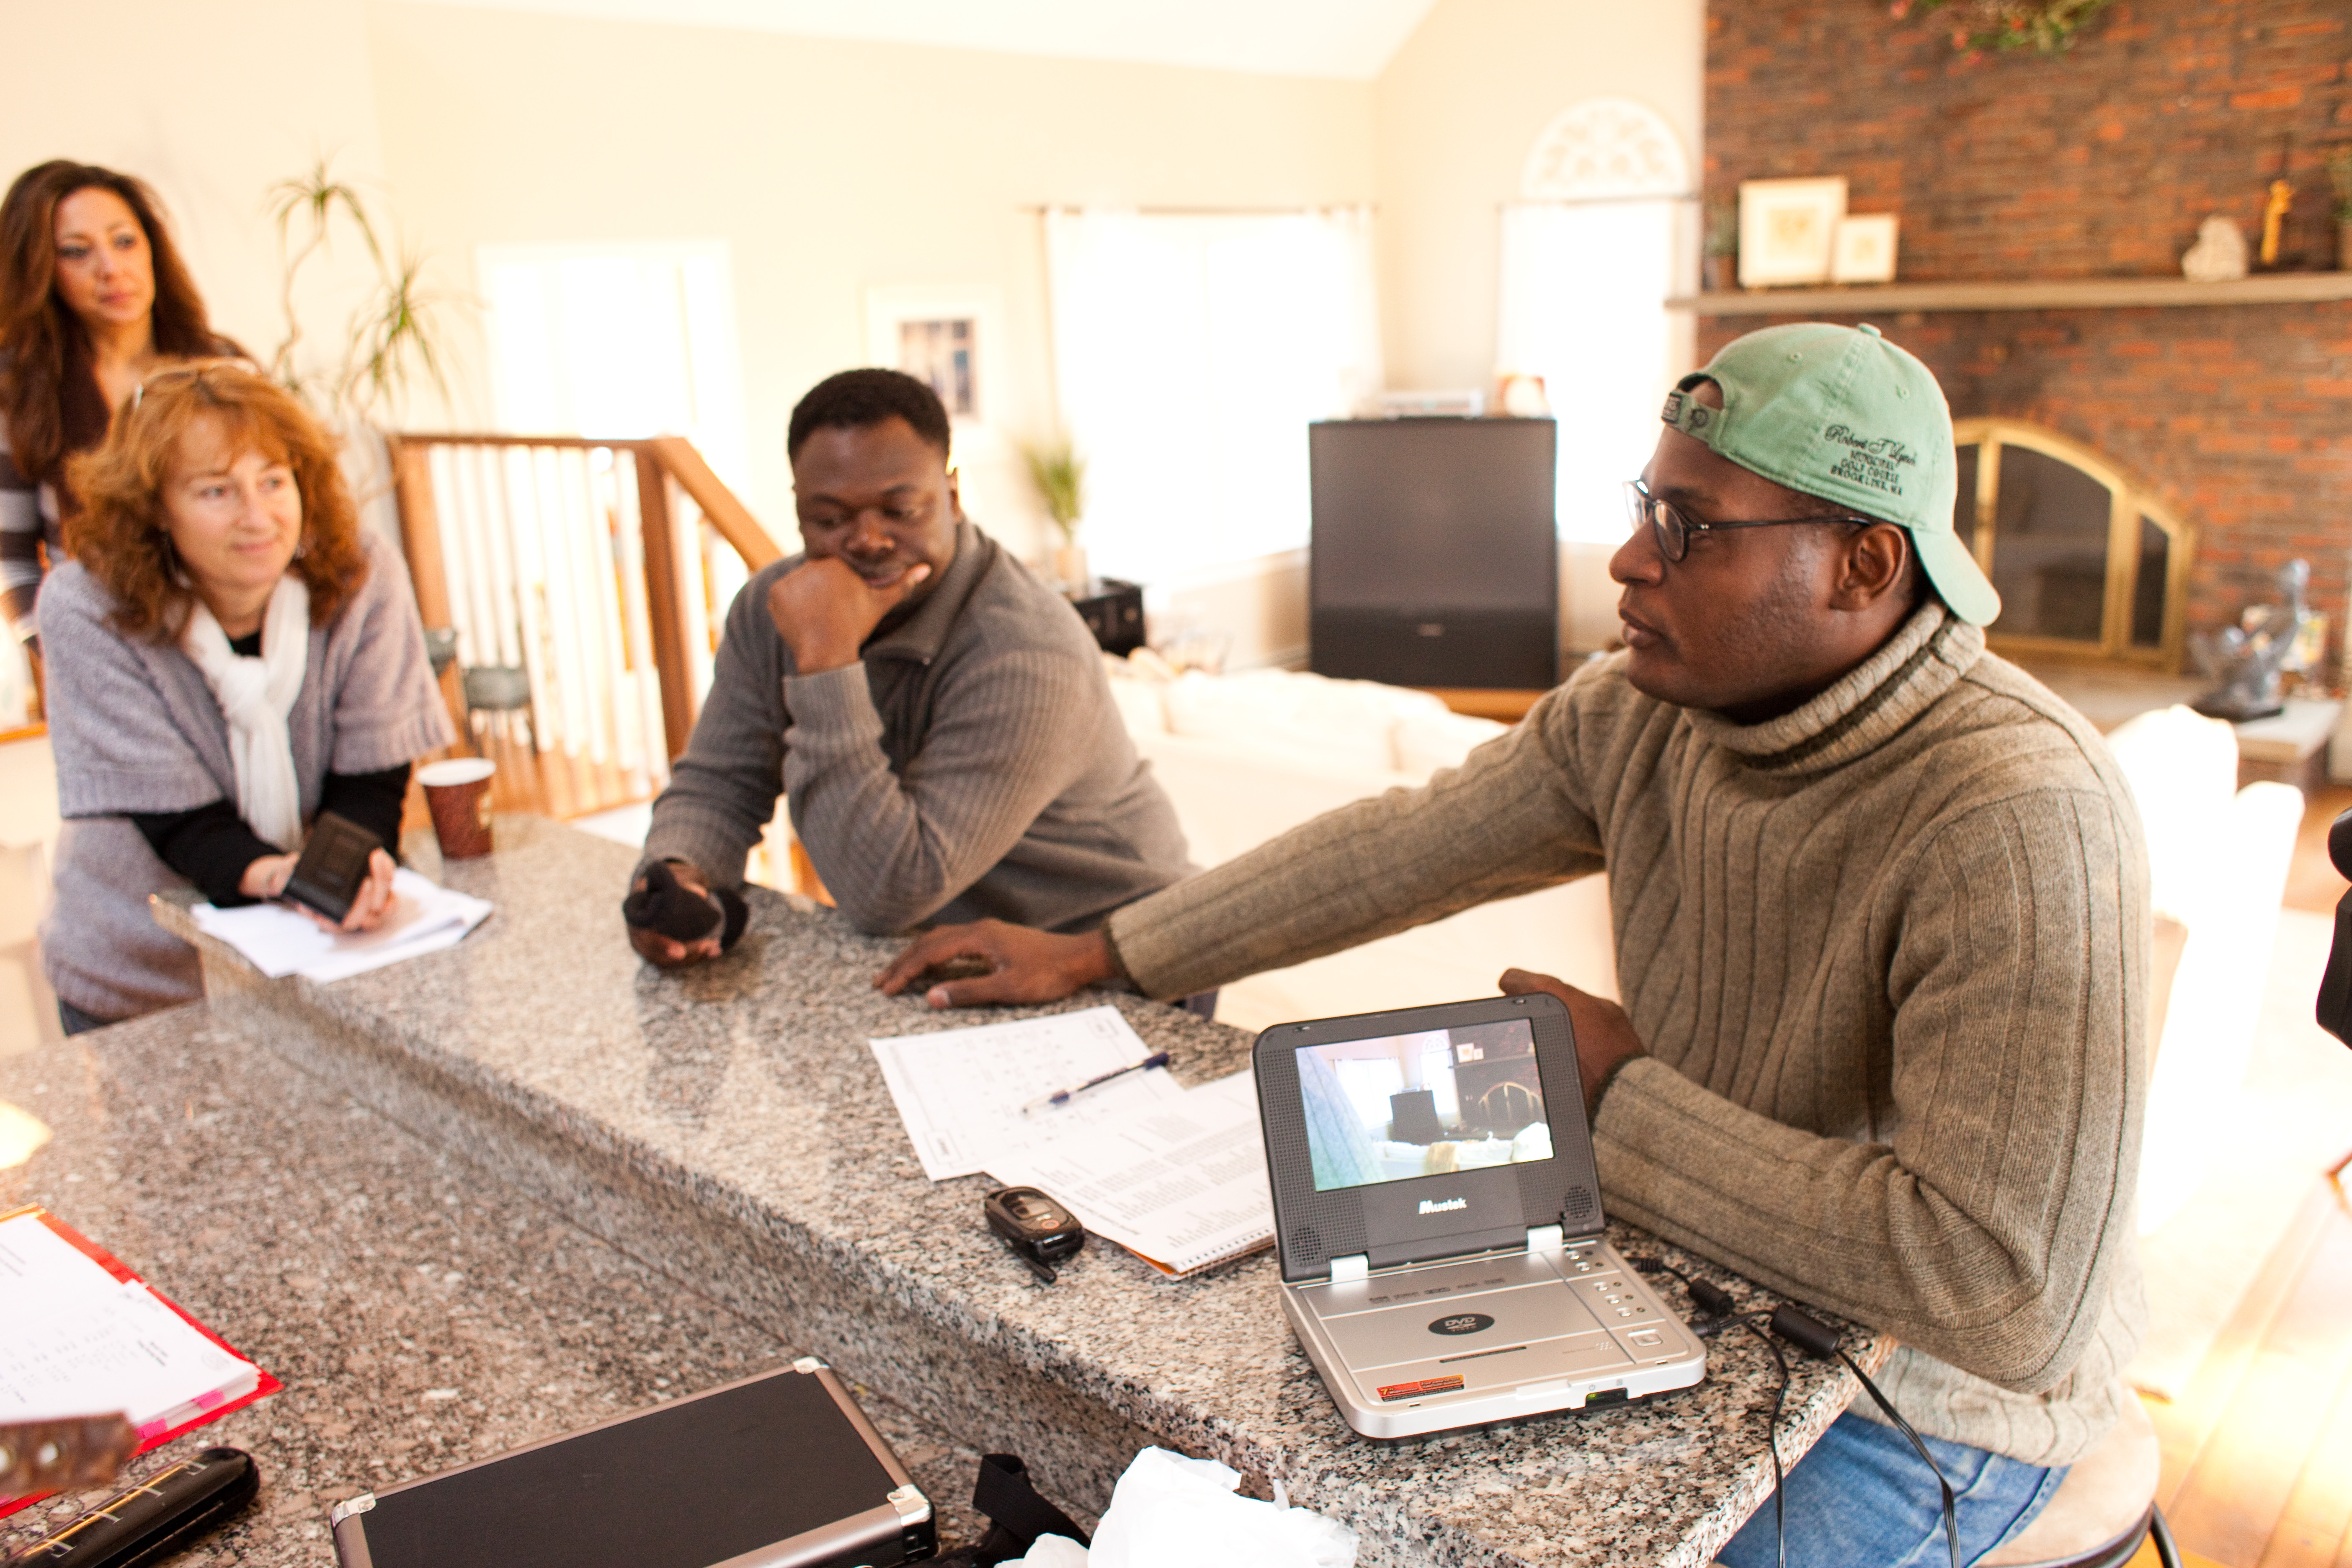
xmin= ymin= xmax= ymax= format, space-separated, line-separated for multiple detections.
xmin=1564 ymin=1186 xmax=1595 ymax=1223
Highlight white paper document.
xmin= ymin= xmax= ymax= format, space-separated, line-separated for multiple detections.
xmin=984 ymin=1071 xmax=1276 ymax=1277
xmin=193 ymin=868 xmax=493 ymax=982
xmin=870 ymin=1006 xmax=1187 ymax=1181
xmin=0 ymin=1212 xmax=258 ymax=1432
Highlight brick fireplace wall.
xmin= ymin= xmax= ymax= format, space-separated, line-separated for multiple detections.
xmin=1700 ymin=0 xmax=2352 ymax=667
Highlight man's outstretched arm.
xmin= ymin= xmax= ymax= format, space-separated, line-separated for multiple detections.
xmin=877 ymin=689 xmax=1610 ymax=1005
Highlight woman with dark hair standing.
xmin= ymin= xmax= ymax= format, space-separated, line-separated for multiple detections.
xmin=39 ymin=362 xmax=449 ymax=1031
xmin=0 ymin=160 xmax=240 ymax=653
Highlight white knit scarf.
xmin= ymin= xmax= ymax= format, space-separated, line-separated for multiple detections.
xmin=181 ymin=573 xmax=311 ymax=853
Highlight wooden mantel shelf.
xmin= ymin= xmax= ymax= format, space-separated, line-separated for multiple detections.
xmin=1669 ymin=272 xmax=2352 ymax=315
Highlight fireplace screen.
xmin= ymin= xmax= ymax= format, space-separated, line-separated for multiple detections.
xmin=1950 ymin=420 xmax=2190 ymax=667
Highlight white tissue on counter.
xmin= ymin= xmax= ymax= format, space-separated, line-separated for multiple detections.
xmin=1001 ymin=1447 xmax=1356 ymax=1568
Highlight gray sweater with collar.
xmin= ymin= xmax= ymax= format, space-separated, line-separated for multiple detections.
xmin=640 ymin=523 xmax=1190 ymax=936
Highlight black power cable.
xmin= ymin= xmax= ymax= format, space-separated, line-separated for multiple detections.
xmin=1766 ymin=1305 xmax=1959 ymax=1568
xmin=1627 ymin=1259 xmax=1961 ymax=1568
xmin=1742 ymin=1318 xmax=1794 ymax=1568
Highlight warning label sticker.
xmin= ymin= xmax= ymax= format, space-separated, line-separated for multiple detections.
xmin=1375 ymin=1375 xmax=1467 ymax=1403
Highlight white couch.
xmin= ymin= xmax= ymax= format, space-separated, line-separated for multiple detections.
xmin=1104 ymin=658 xmax=1617 ymax=1036
xmin=2102 ymin=705 xmax=2305 ymax=1232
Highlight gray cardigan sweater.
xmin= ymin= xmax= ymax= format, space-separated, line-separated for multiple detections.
xmin=1107 ymin=603 xmax=2148 ymax=1467
xmin=39 ymin=531 xmax=453 ymax=1019
xmin=641 ymin=523 xmax=1190 ymax=935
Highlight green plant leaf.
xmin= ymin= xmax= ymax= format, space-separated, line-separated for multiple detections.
xmin=1020 ymin=435 xmax=1087 ymax=542
xmin=267 ymin=152 xmax=469 ymax=427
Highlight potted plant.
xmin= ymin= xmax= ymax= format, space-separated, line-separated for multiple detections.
xmin=267 ymin=156 xmax=466 ymax=531
xmin=2328 ymin=148 xmax=2352 ymax=272
xmin=1703 ymin=201 xmax=1739 ymax=293
xmin=1021 ymin=434 xmax=1090 ymax=594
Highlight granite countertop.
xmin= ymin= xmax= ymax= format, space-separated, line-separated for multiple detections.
xmin=0 ymin=1009 xmax=989 ymax=1565
xmin=137 ymin=814 xmax=1882 ymax=1568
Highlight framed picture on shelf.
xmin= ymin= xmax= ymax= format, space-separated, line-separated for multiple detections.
xmin=864 ymin=285 xmax=1004 ymax=428
xmin=1830 ymin=214 xmax=1901 ymax=284
xmin=1737 ymin=177 xmax=1847 ymax=287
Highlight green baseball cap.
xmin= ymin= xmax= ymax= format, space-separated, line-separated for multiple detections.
xmin=1658 ymin=321 xmax=2000 ymax=626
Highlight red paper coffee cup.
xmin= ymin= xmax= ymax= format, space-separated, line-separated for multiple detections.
xmin=418 ymin=758 xmax=496 ymax=859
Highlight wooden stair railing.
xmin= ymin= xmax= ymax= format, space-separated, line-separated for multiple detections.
xmin=387 ymin=434 xmax=783 ymax=816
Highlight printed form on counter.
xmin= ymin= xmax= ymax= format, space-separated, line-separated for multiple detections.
xmin=869 ymin=1006 xmax=1187 ymax=1181
xmin=983 ymin=1071 xmax=1275 ymax=1279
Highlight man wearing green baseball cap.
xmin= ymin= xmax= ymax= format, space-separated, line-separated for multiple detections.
xmin=879 ymin=323 xmax=2148 ymax=1566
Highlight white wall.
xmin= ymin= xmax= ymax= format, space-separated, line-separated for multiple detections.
xmin=363 ymin=2 xmax=1377 ymax=561
xmin=0 ymin=0 xmax=392 ymax=391
xmin=1372 ymin=0 xmax=1704 ymax=394
xmin=2 ymin=2 xmax=1700 ymax=667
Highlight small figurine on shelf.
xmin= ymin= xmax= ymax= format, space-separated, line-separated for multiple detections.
xmin=2260 ymin=175 xmax=2294 ymax=268
xmin=2190 ymin=558 xmax=2318 ymax=722
xmin=2181 ymin=214 xmax=2250 ymax=282
xmin=1021 ymin=433 xmax=1089 ymax=594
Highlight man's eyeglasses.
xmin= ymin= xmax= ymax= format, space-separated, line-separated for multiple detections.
xmin=1624 ymin=479 xmax=1877 ymax=564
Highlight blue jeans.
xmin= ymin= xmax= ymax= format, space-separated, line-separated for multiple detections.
xmin=58 ymin=998 xmax=113 ymax=1036
xmin=1718 ymin=1412 xmax=2068 ymax=1568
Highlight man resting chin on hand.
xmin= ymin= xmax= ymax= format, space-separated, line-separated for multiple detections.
xmin=624 ymin=368 xmax=1190 ymax=969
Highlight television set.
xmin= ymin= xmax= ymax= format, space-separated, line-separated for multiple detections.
xmin=1308 ymin=417 xmax=1558 ymax=689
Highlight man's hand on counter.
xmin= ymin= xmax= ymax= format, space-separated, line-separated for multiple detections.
xmin=626 ymin=859 xmax=728 ymax=967
xmin=877 ymin=920 xmax=1116 ymax=1008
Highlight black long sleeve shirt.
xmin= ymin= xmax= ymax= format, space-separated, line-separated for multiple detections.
xmin=128 ymin=630 xmax=410 ymax=904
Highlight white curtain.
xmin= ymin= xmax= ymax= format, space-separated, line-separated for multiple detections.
xmin=1496 ymin=201 xmax=1690 ymax=545
xmin=1045 ymin=208 xmax=1382 ymax=586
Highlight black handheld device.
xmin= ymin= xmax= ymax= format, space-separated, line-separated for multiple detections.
xmin=281 ymin=812 xmax=384 ymax=924
xmin=983 ymin=1186 xmax=1085 ymax=1284
xmin=8 ymin=1445 xmax=259 ymax=1566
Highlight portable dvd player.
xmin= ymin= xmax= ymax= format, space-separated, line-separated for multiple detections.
xmin=1251 ymin=992 xmax=1706 ymax=1439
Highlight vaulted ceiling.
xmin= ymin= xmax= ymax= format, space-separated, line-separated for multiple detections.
xmin=402 ymin=0 xmax=1445 ymax=79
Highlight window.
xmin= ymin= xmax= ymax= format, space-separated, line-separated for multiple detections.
xmin=1952 ymin=419 xmax=2192 ymax=665
xmin=1044 ymin=208 xmax=1382 ymax=586
xmin=477 ymin=242 xmax=754 ymax=699
xmin=1496 ymin=98 xmax=1697 ymax=545
xmin=479 ymin=242 xmax=749 ymax=479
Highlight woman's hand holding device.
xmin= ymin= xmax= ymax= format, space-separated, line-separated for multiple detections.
xmin=242 ymin=837 xmax=399 ymax=933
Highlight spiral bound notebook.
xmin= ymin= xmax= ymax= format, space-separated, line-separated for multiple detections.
xmin=984 ymin=1072 xmax=1275 ymax=1278
xmin=0 ymin=1206 xmax=280 ymax=1520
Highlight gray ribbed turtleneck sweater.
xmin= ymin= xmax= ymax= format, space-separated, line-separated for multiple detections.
xmin=1109 ymin=602 xmax=2148 ymax=1467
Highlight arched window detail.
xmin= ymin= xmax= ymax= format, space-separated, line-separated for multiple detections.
xmin=1952 ymin=418 xmax=2193 ymax=668
xmin=1520 ymin=98 xmax=1689 ymax=201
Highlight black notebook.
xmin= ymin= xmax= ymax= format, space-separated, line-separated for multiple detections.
xmin=329 ymin=1361 xmax=933 ymax=1568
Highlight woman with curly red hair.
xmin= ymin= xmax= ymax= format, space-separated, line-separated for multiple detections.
xmin=0 ymin=161 xmax=241 ymax=654
xmin=38 ymin=362 xmax=451 ymax=1031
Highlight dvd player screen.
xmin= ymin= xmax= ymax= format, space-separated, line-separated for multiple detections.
xmin=1295 ymin=1019 xmax=1552 ymax=1193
